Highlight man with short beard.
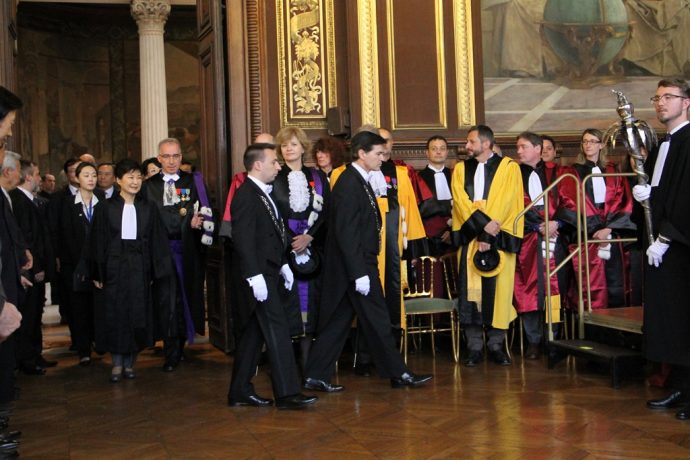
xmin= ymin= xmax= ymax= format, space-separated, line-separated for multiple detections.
xmin=452 ymin=125 xmax=523 ymax=367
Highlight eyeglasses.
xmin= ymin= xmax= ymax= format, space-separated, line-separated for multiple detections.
xmin=581 ymin=140 xmax=601 ymax=145
xmin=650 ymin=94 xmax=688 ymax=105
xmin=159 ymin=154 xmax=182 ymax=161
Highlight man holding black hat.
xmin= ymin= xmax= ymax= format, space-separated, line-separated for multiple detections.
xmin=452 ymin=125 xmax=523 ymax=367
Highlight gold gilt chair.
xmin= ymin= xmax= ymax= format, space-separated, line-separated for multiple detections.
xmin=401 ymin=256 xmax=459 ymax=363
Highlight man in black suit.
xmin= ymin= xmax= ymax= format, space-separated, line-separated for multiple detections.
xmin=228 ymin=143 xmax=316 ymax=410
xmin=303 ymin=131 xmax=432 ymax=392
xmin=11 ymin=160 xmax=56 ymax=374
xmin=47 ymin=157 xmax=80 ymax=334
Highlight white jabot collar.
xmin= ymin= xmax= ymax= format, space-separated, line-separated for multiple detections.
xmin=427 ymin=164 xmax=445 ymax=174
xmin=163 ymin=173 xmax=180 ymax=183
xmin=591 ymin=166 xmax=606 ymax=204
xmin=528 ymin=170 xmax=544 ymax=206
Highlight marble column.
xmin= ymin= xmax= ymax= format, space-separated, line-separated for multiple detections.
xmin=131 ymin=0 xmax=171 ymax=159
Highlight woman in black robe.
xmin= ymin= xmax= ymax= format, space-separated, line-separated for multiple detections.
xmin=272 ymin=127 xmax=330 ymax=369
xmin=90 ymin=159 xmax=170 ymax=382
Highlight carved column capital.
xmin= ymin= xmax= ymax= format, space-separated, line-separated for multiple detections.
xmin=131 ymin=0 xmax=171 ymax=30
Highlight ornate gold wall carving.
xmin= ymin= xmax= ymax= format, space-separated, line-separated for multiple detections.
xmin=357 ymin=0 xmax=380 ymax=127
xmin=453 ymin=0 xmax=476 ymax=127
xmin=276 ymin=0 xmax=336 ymax=128
xmin=386 ymin=0 xmax=447 ymax=130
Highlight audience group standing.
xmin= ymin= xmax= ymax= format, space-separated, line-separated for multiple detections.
xmin=0 ymin=78 xmax=685 ymax=435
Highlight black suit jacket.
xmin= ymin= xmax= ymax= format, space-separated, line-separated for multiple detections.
xmin=55 ymin=191 xmax=101 ymax=268
xmin=0 ymin=191 xmax=28 ymax=305
xmin=9 ymin=189 xmax=48 ymax=277
xmin=230 ymin=178 xmax=289 ymax=330
xmin=318 ymin=164 xmax=381 ymax=329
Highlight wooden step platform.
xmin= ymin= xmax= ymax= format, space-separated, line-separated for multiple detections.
xmin=548 ymin=339 xmax=643 ymax=388
xmin=583 ymin=306 xmax=644 ymax=334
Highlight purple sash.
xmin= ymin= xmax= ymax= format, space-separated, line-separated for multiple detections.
xmin=287 ymin=168 xmax=323 ymax=322
xmin=168 ymin=240 xmax=196 ymax=344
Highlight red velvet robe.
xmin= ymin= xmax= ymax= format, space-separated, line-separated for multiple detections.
xmin=567 ymin=161 xmax=635 ymax=310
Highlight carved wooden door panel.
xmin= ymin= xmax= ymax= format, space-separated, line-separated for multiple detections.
xmin=198 ymin=0 xmax=233 ymax=352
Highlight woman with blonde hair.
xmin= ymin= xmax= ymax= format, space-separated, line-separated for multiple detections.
xmin=271 ymin=126 xmax=330 ymax=369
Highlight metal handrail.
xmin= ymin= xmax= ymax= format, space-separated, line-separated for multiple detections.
xmin=513 ymin=173 xmax=582 ymax=341
xmin=579 ymin=172 xmax=637 ymax=336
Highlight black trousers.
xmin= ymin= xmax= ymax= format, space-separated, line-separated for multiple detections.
xmin=228 ymin=275 xmax=301 ymax=399
xmin=155 ymin=274 xmax=187 ymax=364
xmin=305 ymin=266 xmax=409 ymax=382
xmin=0 ymin=336 xmax=15 ymax=405
xmin=16 ymin=282 xmax=44 ymax=365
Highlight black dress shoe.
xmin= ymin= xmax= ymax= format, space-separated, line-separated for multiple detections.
xmin=390 ymin=372 xmax=433 ymax=388
xmin=36 ymin=356 xmax=57 ymax=368
xmin=0 ymin=432 xmax=20 ymax=443
xmin=354 ymin=362 xmax=372 ymax=377
xmin=162 ymin=361 xmax=178 ymax=372
xmin=20 ymin=364 xmax=46 ymax=375
xmin=0 ymin=442 xmax=18 ymax=451
xmin=525 ymin=344 xmax=541 ymax=360
xmin=676 ymin=405 xmax=690 ymax=420
xmin=304 ymin=377 xmax=344 ymax=393
xmin=647 ymin=390 xmax=684 ymax=409
xmin=275 ymin=393 xmax=318 ymax=410
xmin=489 ymin=349 xmax=512 ymax=366
xmin=463 ymin=350 xmax=483 ymax=367
xmin=123 ymin=369 xmax=136 ymax=380
xmin=228 ymin=393 xmax=274 ymax=407
xmin=79 ymin=356 xmax=91 ymax=367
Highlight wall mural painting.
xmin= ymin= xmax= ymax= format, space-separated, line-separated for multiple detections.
xmin=480 ymin=0 xmax=690 ymax=135
xmin=18 ymin=29 xmax=200 ymax=181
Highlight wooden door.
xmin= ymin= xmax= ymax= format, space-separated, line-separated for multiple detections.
xmin=198 ymin=0 xmax=233 ymax=352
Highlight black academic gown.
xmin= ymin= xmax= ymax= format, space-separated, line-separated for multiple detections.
xmin=640 ymin=123 xmax=690 ymax=366
xmin=141 ymin=172 xmax=206 ymax=339
xmin=89 ymin=194 xmax=172 ymax=353
xmin=271 ymin=165 xmax=330 ymax=336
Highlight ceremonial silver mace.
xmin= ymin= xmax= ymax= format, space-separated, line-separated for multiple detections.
xmin=602 ymin=89 xmax=657 ymax=246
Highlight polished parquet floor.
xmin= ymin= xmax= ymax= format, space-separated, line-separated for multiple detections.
xmin=12 ymin=322 xmax=690 ymax=460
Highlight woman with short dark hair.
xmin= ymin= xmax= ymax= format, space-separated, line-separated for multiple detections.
xmin=90 ymin=159 xmax=171 ymax=382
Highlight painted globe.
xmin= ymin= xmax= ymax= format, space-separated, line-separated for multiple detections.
xmin=543 ymin=0 xmax=629 ymax=69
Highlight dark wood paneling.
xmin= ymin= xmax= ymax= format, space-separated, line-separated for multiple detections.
xmin=386 ymin=0 xmax=443 ymax=127
xmin=198 ymin=0 xmax=232 ymax=353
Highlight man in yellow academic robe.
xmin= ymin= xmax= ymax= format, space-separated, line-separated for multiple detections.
xmin=452 ymin=125 xmax=523 ymax=367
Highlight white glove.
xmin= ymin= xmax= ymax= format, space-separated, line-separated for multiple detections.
xmin=280 ymin=264 xmax=294 ymax=290
xmin=355 ymin=275 xmax=370 ymax=296
xmin=632 ymin=184 xmax=651 ymax=203
xmin=247 ymin=274 xmax=268 ymax=302
xmin=597 ymin=234 xmax=612 ymax=260
xmin=293 ymin=248 xmax=311 ymax=265
xmin=541 ymin=237 xmax=556 ymax=259
xmin=646 ymin=239 xmax=670 ymax=267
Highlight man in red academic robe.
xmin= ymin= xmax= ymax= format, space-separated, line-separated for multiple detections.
xmin=514 ymin=132 xmax=576 ymax=359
